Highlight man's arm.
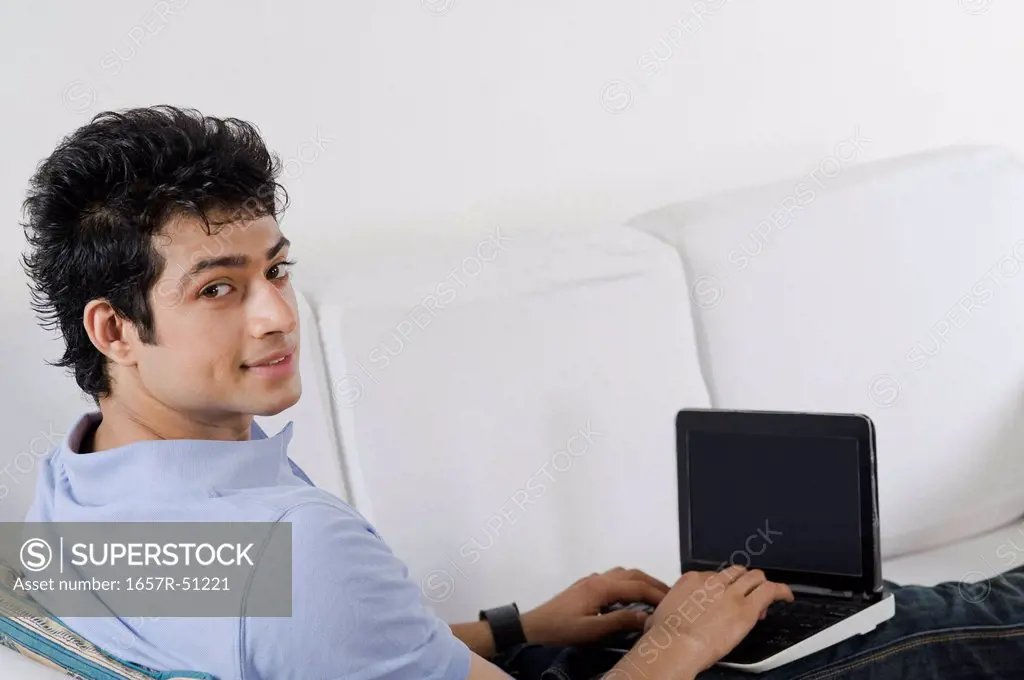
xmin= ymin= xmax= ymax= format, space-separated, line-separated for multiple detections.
xmin=451 ymin=622 xmax=497 ymax=660
xmin=244 ymin=499 xmax=786 ymax=680
xmin=245 ymin=501 xmax=474 ymax=680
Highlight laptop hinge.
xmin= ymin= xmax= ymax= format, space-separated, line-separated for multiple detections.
xmin=789 ymin=583 xmax=855 ymax=599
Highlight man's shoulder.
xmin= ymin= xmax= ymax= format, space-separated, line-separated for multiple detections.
xmin=269 ymin=491 xmax=384 ymax=544
xmin=212 ymin=483 xmax=367 ymax=528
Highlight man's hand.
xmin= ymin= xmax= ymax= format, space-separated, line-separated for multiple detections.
xmin=615 ymin=565 xmax=794 ymax=680
xmin=463 ymin=567 xmax=787 ymax=680
xmin=518 ymin=566 xmax=671 ymax=646
xmin=463 ymin=566 xmax=788 ymax=680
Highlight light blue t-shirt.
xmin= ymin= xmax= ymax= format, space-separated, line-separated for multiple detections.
xmin=24 ymin=412 xmax=472 ymax=680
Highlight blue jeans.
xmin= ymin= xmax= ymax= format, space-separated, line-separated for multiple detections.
xmin=494 ymin=567 xmax=1024 ymax=680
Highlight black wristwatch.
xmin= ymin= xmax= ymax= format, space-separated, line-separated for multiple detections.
xmin=478 ymin=603 xmax=527 ymax=655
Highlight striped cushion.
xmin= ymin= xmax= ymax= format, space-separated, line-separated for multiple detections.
xmin=0 ymin=562 xmax=213 ymax=680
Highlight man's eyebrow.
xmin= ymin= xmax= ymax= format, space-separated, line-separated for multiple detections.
xmin=267 ymin=236 xmax=290 ymax=259
xmin=177 ymin=238 xmax=290 ymax=287
xmin=180 ymin=254 xmax=249 ymax=285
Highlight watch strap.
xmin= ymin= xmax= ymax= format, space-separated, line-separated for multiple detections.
xmin=478 ymin=603 xmax=527 ymax=655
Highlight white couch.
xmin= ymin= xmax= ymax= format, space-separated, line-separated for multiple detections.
xmin=4 ymin=145 xmax=1024 ymax=678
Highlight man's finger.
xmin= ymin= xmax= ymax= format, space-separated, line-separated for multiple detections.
xmin=711 ymin=564 xmax=747 ymax=588
xmin=597 ymin=579 xmax=666 ymax=607
xmin=605 ymin=567 xmax=671 ymax=594
xmin=724 ymin=564 xmax=747 ymax=579
xmin=746 ymin=581 xmax=794 ymax=614
xmin=584 ymin=607 xmax=648 ymax=639
xmin=626 ymin=569 xmax=671 ymax=594
xmin=731 ymin=569 xmax=767 ymax=597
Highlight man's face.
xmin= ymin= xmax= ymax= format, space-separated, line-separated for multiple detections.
xmin=139 ymin=213 xmax=301 ymax=418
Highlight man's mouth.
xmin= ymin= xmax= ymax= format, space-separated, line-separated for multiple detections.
xmin=243 ymin=348 xmax=297 ymax=376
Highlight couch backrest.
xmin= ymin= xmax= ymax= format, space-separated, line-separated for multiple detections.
xmin=309 ymin=225 xmax=711 ymax=621
xmin=630 ymin=145 xmax=1024 ymax=559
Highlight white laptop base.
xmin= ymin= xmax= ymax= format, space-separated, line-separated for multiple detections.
xmin=718 ymin=591 xmax=896 ymax=674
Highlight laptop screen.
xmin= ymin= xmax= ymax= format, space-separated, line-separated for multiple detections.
xmin=685 ymin=430 xmax=863 ymax=577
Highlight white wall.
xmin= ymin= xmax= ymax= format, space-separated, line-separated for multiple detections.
xmin=3 ymin=0 xmax=1023 ymax=280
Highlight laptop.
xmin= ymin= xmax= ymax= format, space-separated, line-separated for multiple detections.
xmin=673 ymin=408 xmax=896 ymax=673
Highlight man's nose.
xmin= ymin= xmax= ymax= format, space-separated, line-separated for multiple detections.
xmin=248 ymin=282 xmax=297 ymax=338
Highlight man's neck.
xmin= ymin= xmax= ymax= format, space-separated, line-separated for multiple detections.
xmin=89 ymin=399 xmax=254 ymax=453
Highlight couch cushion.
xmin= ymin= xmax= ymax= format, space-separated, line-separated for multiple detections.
xmin=629 ymin=145 xmax=1024 ymax=560
xmin=311 ymin=225 xmax=710 ymax=621
xmin=882 ymin=517 xmax=1024 ymax=587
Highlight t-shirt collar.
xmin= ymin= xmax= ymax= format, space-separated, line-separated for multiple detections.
xmin=57 ymin=412 xmax=296 ymax=505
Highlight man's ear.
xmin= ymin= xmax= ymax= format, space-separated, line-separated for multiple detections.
xmin=82 ymin=300 xmax=138 ymax=367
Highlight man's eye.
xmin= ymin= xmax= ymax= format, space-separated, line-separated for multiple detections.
xmin=268 ymin=260 xmax=295 ymax=281
xmin=200 ymin=283 xmax=231 ymax=299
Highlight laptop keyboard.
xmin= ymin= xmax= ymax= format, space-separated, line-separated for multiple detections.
xmin=720 ymin=597 xmax=865 ymax=665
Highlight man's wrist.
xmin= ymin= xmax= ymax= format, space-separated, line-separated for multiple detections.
xmin=615 ymin=629 xmax=706 ymax=680
xmin=518 ymin=608 xmax=543 ymax=644
xmin=478 ymin=604 xmax=527 ymax=655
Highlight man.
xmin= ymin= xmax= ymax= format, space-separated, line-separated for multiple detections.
xmin=19 ymin=106 xmax=1024 ymax=680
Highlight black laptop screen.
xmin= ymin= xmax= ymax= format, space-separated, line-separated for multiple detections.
xmin=686 ymin=430 xmax=863 ymax=577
